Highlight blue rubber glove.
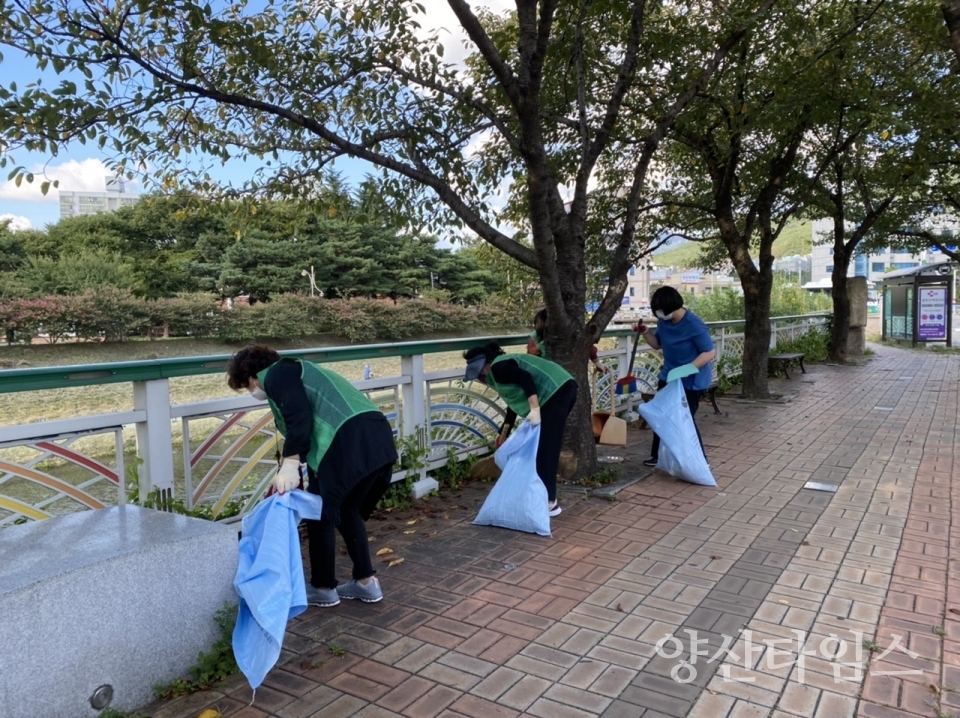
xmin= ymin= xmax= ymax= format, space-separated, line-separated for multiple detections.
xmin=666 ymin=363 xmax=699 ymax=383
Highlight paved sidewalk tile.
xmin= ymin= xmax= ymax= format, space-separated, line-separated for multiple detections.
xmin=139 ymin=346 xmax=958 ymax=718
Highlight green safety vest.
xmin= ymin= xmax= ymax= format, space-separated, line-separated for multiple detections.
xmin=485 ymin=354 xmax=572 ymax=417
xmin=257 ymin=360 xmax=380 ymax=471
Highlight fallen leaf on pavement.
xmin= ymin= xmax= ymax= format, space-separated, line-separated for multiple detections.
xmin=376 ymin=547 xmax=394 ymax=556
xmin=388 ymin=558 xmax=405 ymax=567
xmin=406 ymin=520 xmax=418 ymax=525
xmin=403 ymin=530 xmax=416 ymax=535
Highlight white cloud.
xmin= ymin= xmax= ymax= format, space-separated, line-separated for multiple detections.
xmin=0 ymin=158 xmax=138 ymax=202
xmin=417 ymin=0 xmax=514 ymax=66
xmin=0 ymin=213 xmax=32 ymax=230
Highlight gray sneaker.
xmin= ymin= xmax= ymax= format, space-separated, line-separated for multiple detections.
xmin=305 ymin=584 xmax=340 ymax=607
xmin=337 ymin=577 xmax=383 ymax=603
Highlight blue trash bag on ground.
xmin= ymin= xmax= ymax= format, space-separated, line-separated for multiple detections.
xmin=233 ymin=490 xmax=323 ymax=690
xmin=637 ymin=380 xmax=717 ymax=487
xmin=473 ymin=422 xmax=551 ymax=536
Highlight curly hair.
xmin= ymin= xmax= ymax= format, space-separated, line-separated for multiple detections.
xmin=226 ymin=344 xmax=282 ymax=391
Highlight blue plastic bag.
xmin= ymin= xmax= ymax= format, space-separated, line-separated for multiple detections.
xmin=637 ymin=380 xmax=716 ymax=486
xmin=233 ymin=491 xmax=323 ymax=690
xmin=473 ymin=422 xmax=551 ymax=536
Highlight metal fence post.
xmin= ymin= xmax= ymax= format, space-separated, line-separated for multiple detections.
xmin=133 ymin=378 xmax=174 ymax=506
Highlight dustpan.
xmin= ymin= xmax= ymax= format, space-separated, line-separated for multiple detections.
xmin=470 ymin=423 xmax=512 ymax=480
xmin=592 ymin=372 xmax=627 ymax=446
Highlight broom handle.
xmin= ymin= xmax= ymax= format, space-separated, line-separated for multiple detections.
xmin=624 ymin=322 xmax=645 ymax=376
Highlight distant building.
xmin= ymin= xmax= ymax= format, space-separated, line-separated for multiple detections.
xmin=620 ymin=264 xmax=738 ymax=315
xmin=810 ymin=218 xmax=949 ymax=284
xmin=58 ymin=177 xmax=139 ymax=219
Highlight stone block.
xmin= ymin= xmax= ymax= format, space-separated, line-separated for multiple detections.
xmin=0 ymin=506 xmax=238 ymax=718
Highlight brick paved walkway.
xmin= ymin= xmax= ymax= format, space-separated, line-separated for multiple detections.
xmin=145 ymin=345 xmax=959 ymax=718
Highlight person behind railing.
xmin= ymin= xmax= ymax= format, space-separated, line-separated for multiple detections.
xmin=463 ymin=340 xmax=578 ymax=518
xmin=633 ymin=287 xmax=716 ymax=468
xmin=227 ymin=344 xmax=398 ymax=608
xmin=527 ymin=308 xmax=610 ymax=375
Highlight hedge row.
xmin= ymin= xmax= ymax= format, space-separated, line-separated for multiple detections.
xmin=0 ymin=289 xmax=529 ymax=344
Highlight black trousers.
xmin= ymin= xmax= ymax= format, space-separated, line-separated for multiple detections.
xmin=650 ymin=379 xmax=705 ymax=461
xmin=306 ymin=463 xmax=391 ymax=589
xmin=536 ymin=380 xmax=578 ymax=502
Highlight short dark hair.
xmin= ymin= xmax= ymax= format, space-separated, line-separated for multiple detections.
xmin=226 ymin=344 xmax=282 ymax=390
xmin=463 ymin=340 xmax=505 ymax=365
xmin=533 ymin=309 xmax=548 ymax=339
xmin=651 ymin=286 xmax=684 ymax=315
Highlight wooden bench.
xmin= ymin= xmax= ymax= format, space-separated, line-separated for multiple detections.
xmin=768 ymin=352 xmax=806 ymax=380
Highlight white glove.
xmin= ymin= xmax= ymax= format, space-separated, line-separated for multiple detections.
xmin=272 ymin=457 xmax=301 ymax=495
xmin=527 ymin=407 xmax=542 ymax=426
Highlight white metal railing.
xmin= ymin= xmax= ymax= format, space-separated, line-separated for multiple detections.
xmin=0 ymin=315 xmax=828 ymax=528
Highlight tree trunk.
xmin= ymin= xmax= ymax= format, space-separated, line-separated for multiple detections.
xmin=544 ymin=313 xmax=598 ymax=481
xmin=829 ymin=264 xmax=850 ymax=363
xmin=563 ymin=344 xmax=598 ymax=479
xmin=740 ymin=270 xmax=773 ymax=399
xmin=944 ymin=0 xmax=960 ymax=68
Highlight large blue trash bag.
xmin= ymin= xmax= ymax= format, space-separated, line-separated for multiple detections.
xmin=473 ymin=422 xmax=551 ymax=536
xmin=233 ymin=491 xmax=323 ymax=690
xmin=637 ymin=380 xmax=717 ymax=486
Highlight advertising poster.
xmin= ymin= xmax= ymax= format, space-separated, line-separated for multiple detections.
xmin=917 ymin=287 xmax=948 ymax=341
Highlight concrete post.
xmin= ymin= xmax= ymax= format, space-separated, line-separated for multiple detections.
xmin=400 ymin=354 xmax=436 ymax=499
xmin=132 ymin=379 xmax=174 ymax=503
xmin=847 ymin=276 xmax=868 ymax=356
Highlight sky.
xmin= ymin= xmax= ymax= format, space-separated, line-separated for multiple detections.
xmin=0 ymin=0 xmax=512 ymax=232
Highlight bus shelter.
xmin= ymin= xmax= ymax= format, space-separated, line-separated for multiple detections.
xmin=881 ymin=261 xmax=954 ymax=346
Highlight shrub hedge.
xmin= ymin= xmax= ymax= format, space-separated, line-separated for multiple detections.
xmin=0 ymin=290 xmax=529 ymax=345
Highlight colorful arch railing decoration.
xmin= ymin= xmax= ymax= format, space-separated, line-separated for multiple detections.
xmin=0 ymin=317 xmax=828 ymax=527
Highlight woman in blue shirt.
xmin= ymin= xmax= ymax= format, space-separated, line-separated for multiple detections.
xmin=635 ymin=287 xmax=716 ymax=467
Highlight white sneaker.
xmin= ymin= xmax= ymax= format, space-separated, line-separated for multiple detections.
xmin=548 ymin=501 xmax=562 ymax=517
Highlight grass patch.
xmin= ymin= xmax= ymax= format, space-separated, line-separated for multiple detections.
xmin=0 ymin=336 xmax=488 ymax=428
xmin=153 ymin=602 xmax=239 ymax=700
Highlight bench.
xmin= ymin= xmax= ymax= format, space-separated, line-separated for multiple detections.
xmin=768 ymin=352 xmax=807 ymax=380
xmin=0 ymin=506 xmax=238 ymax=718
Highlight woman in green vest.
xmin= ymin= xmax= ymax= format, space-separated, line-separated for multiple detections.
xmin=227 ymin=344 xmax=398 ymax=608
xmin=527 ymin=308 xmax=609 ymax=375
xmin=463 ymin=341 xmax=578 ymax=517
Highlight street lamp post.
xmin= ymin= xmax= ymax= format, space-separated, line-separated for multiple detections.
xmin=301 ymin=266 xmax=318 ymax=297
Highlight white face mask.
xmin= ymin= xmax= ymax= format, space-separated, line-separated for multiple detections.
xmin=655 ymin=310 xmax=671 ymax=321
xmin=249 ymin=387 xmax=268 ymax=401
